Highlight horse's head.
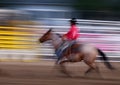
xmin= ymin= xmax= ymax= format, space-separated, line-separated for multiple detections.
xmin=39 ymin=29 xmax=52 ymax=43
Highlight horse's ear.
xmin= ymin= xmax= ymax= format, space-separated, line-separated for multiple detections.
xmin=48 ymin=28 xmax=53 ymax=32
xmin=50 ymin=28 xmax=53 ymax=31
xmin=46 ymin=28 xmax=52 ymax=34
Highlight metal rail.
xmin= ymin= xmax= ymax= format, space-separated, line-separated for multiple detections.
xmin=0 ymin=19 xmax=119 ymax=62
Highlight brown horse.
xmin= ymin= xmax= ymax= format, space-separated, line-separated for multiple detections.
xmin=39 ymin=28 xmax=114 ymax=76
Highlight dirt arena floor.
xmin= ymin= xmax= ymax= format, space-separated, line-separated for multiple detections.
xmin=0 ymin=60 xmax=119 ymax=85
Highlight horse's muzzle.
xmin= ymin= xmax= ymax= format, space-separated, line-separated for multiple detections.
xmin=39 ymin=38 xmax=42 ymax=43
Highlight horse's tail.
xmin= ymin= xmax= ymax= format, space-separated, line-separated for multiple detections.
xmin=97 ymin=48 xmax=115 ymax=70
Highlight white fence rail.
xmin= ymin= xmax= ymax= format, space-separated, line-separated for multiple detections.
xmin=0 ymin=19 xmax=120 ymax=62
xmin=37 ymin=19 xmax=120 ymax=59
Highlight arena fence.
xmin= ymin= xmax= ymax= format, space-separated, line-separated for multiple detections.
xmin=0 ymin=19 xmax=120 ymax=62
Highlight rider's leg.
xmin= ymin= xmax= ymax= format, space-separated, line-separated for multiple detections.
xmin=56 ymin=40 xmax=69 ymax=60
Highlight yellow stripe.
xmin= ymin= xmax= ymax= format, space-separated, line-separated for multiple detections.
xmin=0 ymin=40 xmax=35 ymax=45
xmin=0 ymin=31 xmax=34 ymax=36
xmin=0 ymin=26 xmax=36 ymax=49
xmin=0 ymin=36 xmax=31 ymax=41
xmin=0 ymin=45 xmax=34 ymax=49
xmin=0 ymin=26 xmax=31 ymax=30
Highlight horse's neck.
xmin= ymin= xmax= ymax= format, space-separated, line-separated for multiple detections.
xmin=51 ymin=33 xmax=63 ymax=49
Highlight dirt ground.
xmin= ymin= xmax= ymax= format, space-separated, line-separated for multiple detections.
xmin=0 ymin=60 xmax=119 ymax=85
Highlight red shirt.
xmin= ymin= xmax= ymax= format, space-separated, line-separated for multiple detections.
xmin=64 ymin=25 xmax=80 ymax=40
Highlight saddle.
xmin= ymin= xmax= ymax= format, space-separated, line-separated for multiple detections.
xmin=55 ymin=40 xmax=78 ymax=58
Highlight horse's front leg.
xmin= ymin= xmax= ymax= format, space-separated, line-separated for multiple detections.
xmin=54 ymin=55 xmax=72 ymax=77
xmin=53 ymin=56 xmax=64 ymax=71
xmin=53 ymin=57 xmax=65 ymax=71
xmin=58 ymin=58 xmax=72 ymax=77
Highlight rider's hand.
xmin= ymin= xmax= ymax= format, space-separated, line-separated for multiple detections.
xmin=62 ymin=35 xmax=67 ymax=41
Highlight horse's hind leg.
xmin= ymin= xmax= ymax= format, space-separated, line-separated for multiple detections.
xmin=85 ymin=67 xmax=93 ymax=75
xmin=85 ymin=62 xmax=100 ymax=76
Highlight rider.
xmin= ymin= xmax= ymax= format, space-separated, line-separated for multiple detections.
xmin=56 ymin=18 xmax=80 ymax=61
xmin=63 ymin=18 xmax=80 ymax=41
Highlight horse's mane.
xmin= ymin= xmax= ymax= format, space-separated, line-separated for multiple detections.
xmin=56 ymin=33 xmax=62 ymax=38
xmin=50 ymin=28 xmax=62 ymax=38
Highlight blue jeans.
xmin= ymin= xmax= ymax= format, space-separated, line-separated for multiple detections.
xmin=55 ymin=40 xmax=76 ymax=61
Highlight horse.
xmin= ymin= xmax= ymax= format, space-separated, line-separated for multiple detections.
xmin=39 ymin=28 xmax=114 ymax=76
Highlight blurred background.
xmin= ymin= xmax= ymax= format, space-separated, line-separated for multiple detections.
xmin=0 ymin=0 xmax=120 ymax=62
